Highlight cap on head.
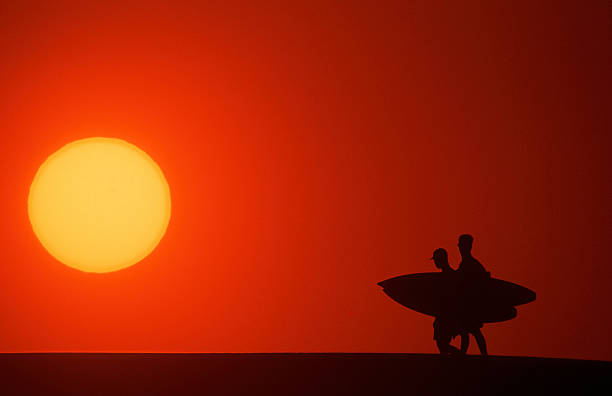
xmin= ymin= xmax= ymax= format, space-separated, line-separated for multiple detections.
xmin=458 ymin=234 xmax=474 ymax=248
xmin=430 ymin=248 xmax=448 ymax=261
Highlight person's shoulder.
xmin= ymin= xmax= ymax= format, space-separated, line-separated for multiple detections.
xmin=474 ymin=258 xmax=486 ymax=270
xmin=458 ymin=257 xmax=486 ymax=273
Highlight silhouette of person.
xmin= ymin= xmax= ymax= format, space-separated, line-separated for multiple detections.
xmin=430 ymin=248 xmax=463 ymax=356
xmin=456 ymin=234 xmax=489 ymax=356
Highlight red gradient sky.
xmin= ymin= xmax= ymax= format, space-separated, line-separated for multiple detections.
xmin=1 ymin=1 xmax=610 ymax=360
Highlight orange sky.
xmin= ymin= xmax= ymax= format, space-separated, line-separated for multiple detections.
xmin=1 ymin=1 xmax=610 ymax=361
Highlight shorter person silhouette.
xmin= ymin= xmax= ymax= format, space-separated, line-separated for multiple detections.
xmin=430 ymin=248 xmax=463 ymax=356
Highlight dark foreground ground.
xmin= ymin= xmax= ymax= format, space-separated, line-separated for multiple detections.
xmin=1 ymin=353 xmax=610 ymax=395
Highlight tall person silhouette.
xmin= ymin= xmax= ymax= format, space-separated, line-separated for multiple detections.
xmin=456 ymin=234 xmax=488 ymax=356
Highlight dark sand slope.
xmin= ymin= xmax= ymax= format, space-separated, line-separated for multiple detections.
xmin=1 ymin=353 xmax=609 ymax=395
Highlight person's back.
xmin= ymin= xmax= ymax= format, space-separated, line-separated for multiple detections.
xmin=457 ymin=234 xmax=489 ymax=279
xmin=458 ymin=256 xmax=487 ymax=275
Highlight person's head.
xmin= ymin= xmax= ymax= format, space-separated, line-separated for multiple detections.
xmin=430 ymin=248 xmax=449 ymax=270
xmin=458 ymin=234 xmax=474 ymax=256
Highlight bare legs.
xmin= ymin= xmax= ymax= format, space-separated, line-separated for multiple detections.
xmin=436 ymin=322 xmax=487 ymax=357
xmin=459 ymin=329 xmax=487 ymax=356
xmin=436 ymin=336 xmax=461 ymax=356
xmin=436 ymin=337 xmax=450 ymax=355
xmin=473 ymin=328 xmax=488 ymax=356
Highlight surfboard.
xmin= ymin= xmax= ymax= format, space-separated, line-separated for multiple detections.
xmin=378 ymin=272 xmax=535 ymax=323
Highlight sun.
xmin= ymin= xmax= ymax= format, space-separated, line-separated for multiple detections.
xmin=28 ymin=137 xmax=171 ymax=273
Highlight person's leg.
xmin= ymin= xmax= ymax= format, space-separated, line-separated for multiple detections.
xmin=436 ymin=338 xmax=449 ymax=355
xmin=472 ymin=329 xmax=488 ymax=356
xmin=447 ymin=344 xmax=461 ymax=356
xmin=436 ymin=328 xmax=452 ymax=355
xmin=459 ymin=332 xmax=469 ymax=355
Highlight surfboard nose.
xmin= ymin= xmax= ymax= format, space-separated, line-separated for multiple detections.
xmin=518 ymin=289 xmax=536 ymax=305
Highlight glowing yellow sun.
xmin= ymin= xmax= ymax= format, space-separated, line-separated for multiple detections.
xmin=28 ymin=137 xmax=171 ymax=273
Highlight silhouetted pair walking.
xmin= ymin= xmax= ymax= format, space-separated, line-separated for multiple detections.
xmin=431 ymin=234 xmax=488 ymax=356
xmin=379 ymin=233 xmax=536 ymax=357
